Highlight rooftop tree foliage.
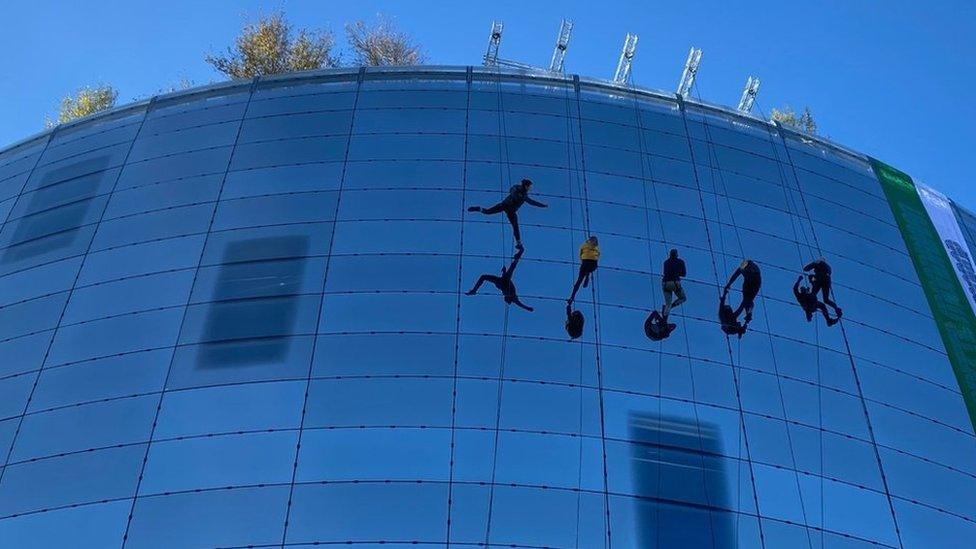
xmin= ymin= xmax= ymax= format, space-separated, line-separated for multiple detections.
xmin=205 ymin=11 xmax=340 ymax=79
xmin=771 ymin=106 xmax=818 ymax=135
xmin=345 ymin=16 xmax=425 ymax=67
xmin=48 ymin=85 xmax=118 ymax=127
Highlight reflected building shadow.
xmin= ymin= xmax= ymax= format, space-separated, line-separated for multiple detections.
xmin=629 ymin=411 xmax=736 ymax=549
xmin=197 ymin=235 xmax=310 ymax=367
xmin=3 ymin=156 xmax=108 ymax=264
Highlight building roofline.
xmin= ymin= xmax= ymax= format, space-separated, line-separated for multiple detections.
xmin=3 ymin=65 xmax=870 ymax=169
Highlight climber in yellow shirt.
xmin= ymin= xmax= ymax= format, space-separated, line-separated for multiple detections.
xmin=568 ymin=236 xmax=599 ymax=305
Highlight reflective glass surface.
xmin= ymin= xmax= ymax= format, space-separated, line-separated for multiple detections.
xmin=0 ymin=68 xmax=972 ymax=548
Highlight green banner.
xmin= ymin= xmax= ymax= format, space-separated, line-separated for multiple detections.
xmin=871 ymin=158 xmax=976 ymax=429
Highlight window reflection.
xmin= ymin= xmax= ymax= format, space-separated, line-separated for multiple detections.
xmin=630 ymin=412 xmax=735 ymax=548
xmin=197 ymin=235 xmax=310 ymax=367
xmin=2 ymin=155 xmax=108 ymax=263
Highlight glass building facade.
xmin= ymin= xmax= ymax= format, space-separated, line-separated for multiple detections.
xmin=0 ymin=66 xmax=974 ymax=548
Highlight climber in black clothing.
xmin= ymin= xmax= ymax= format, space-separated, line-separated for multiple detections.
xmin=644 ymin=310 xmax=677 ymax=341
xmin=804 ymin=257 xmax=842 ymax=318
xmin=662 ymin=248 xmax=687 ymax=317
xmin=793 ymin=276 xmax=839 ymax=326
xmin=723 ymin=259 xmax=761 ymax=325
xmin=719 ymin=293 xmax=747 ymax=338
xmin=465 ymin=247 xmax=533 ymax=311
xmin=467 ymin=178 xmax=548 ymax=248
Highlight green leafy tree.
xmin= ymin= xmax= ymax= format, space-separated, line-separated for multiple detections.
xmin=48 ymin=85 xmax=118 ymax=127
xmin=346 ymin=16 xmax=425 ymax=66
xmin=206 ymin=11 xmax=339 ymax=79
xmin=771 ymin=105 xmax=818 ymax=135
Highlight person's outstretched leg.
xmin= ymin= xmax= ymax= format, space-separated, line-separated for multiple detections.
xmin=466 ymin=275 xmax=497 ymax=295
xmin=505 ymin=208 xmax=521 ymax=246
xmin=470 ymin=202 xmax=506 ymax=214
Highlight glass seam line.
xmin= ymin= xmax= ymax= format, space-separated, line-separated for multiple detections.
xmin=275 ymin=67 xmax=366 ymax=549
xmin=445 ymin=65 xmax=473 ymax=548
xmin=777 ymin=126 xmax=906 ymax=548
xmin=116 ymin=80 xmax=259 ymax=548
xmin=0 ymin=104 xmax=152 ymax=489
xmin=677 ymin=94 xmax=767 ymax=548
xmin=573 ymin=74 xmax=613 ymax=549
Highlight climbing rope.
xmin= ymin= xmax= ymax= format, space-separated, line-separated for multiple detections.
xmin=754 ymin=100 xmax=828 ymax=547
xmin=483 ymin=66 xmax=514 ymax=548
xmin=761 ymin=107 xmax=906 ymax=546
xmin=695 ymin=83 xmax=814 ymax=549
xmin=627 ymin=72 xmax=724 ymax=547
xmin=572 ymin=74 xmax=613 ymax=549
xmin=677 ymin=89 xmax=767 ymax=549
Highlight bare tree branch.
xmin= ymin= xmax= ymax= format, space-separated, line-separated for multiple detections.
xmin=346 ymin=16 xmax=425 ymax=67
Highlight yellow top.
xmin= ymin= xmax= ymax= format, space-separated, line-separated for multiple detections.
xmin=580 ymin=241 xmax=600 ymax=261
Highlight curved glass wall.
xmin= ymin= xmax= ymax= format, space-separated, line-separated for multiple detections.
xmin=0 ymin=67 xmax=973 ymax=548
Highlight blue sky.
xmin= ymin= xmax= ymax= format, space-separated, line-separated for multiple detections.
xmin=3 ymin=0 xmax=974 ymax=206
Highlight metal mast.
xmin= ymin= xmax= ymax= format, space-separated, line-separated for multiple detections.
xmin=676 ymin=47 xmax=703 ymax=99
xmin=612 ymin=33 xmax=639 ymax=84
xmin=548 ymin=19 xmax=574 ymax=73
xmin=737 ymin=76 xmax=760 ymax=113
xmin=484 ymin=21 xmax=503 ymax=66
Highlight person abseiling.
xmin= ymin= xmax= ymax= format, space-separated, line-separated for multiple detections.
xmin=793 ymin=275 xmax=839 ymax=326
xmin=719 ymin=293 xmax=747 ymax=338
xmin=644 ymin=309 xmax=677 ymax=341
xmin=565 ymin=305 xmax=585 ymax=339
xmin=465 ymin=246 xmax=533 ymax=311
xmin=662 ymin=248 xmax=687 ymax=317
xmin=803 ymin=257 xmax=842 ymax=319
xmin=568 ymin=236 xmax=599 ymax=305
xmin=723 ymin=259 xmax=762 ymax=325
xmin=467 ymin=178 xmax=548 ymax=249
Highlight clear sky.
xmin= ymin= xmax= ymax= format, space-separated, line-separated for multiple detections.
xmin=3 ymin=0 xmax=974 ymax=206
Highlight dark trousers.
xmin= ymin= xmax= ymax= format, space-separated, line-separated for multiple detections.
xmin=482 ymin=203 xmax=521 ymax=242
xmin=569 ymin=260 xmax=598 ymax=304
xmin=811 ymin=277 xmax=839 ymax=312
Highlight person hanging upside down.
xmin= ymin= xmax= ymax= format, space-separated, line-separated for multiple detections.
xmin=661 ymin=248 xmax=687 ymax=317
xmin=793 ymin=275 xmax=839 ymax=326
xmin=804 ymin=257 xmax=842 ymax=319
xmin=723 ymin=259 xmax=762 ymax=326
xmin=565 ymin=304 xmax=585 ymax=339
xmin=568 ymin=236 xmax=599 ymax=305
xmin=467 ymin=178 xmax=547 ymax=249
xmin=644 ymin=309 xmax=677 ymax=341
xmin=719 ymin=293 xmax=747 ymax=338
xmin=465 ymin=247 xmax=533 ymax=311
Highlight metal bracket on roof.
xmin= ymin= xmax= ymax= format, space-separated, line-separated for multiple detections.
xmin=737 ymin=76 xmax=760 ymax=113
xmin=548 ymin=19 xmax=574 ymax=73
xmin=484 ymin=21 xmax=504 ymax=67
xmin=483 ymin=19 xmax=574 ymax=74
xmin=676 ymin=47 xmax=703 ymax=99
xmin=612 ymin=33 xmax=639 ymax=84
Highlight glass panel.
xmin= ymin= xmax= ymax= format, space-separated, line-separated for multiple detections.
xmin=125 ymin=486 xmax=289 ymax=548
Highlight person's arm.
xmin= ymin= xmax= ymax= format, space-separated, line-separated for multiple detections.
xmin=803 ymin=261 xmax=815 ymax=272
xmin=678 ymin=259 xmax=686 ymax=278
xmin=793 ymin=276 xmax=802 ymax=300
xmin=524 ymin=196 xmax=548 ymax=208
xmin=511 ymin=296 xmax=534 ymax=311
xmin=724 ymin=268 xmax=741 ymax=293
xmin=649 ymin=310 xmax=662 ymax=323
